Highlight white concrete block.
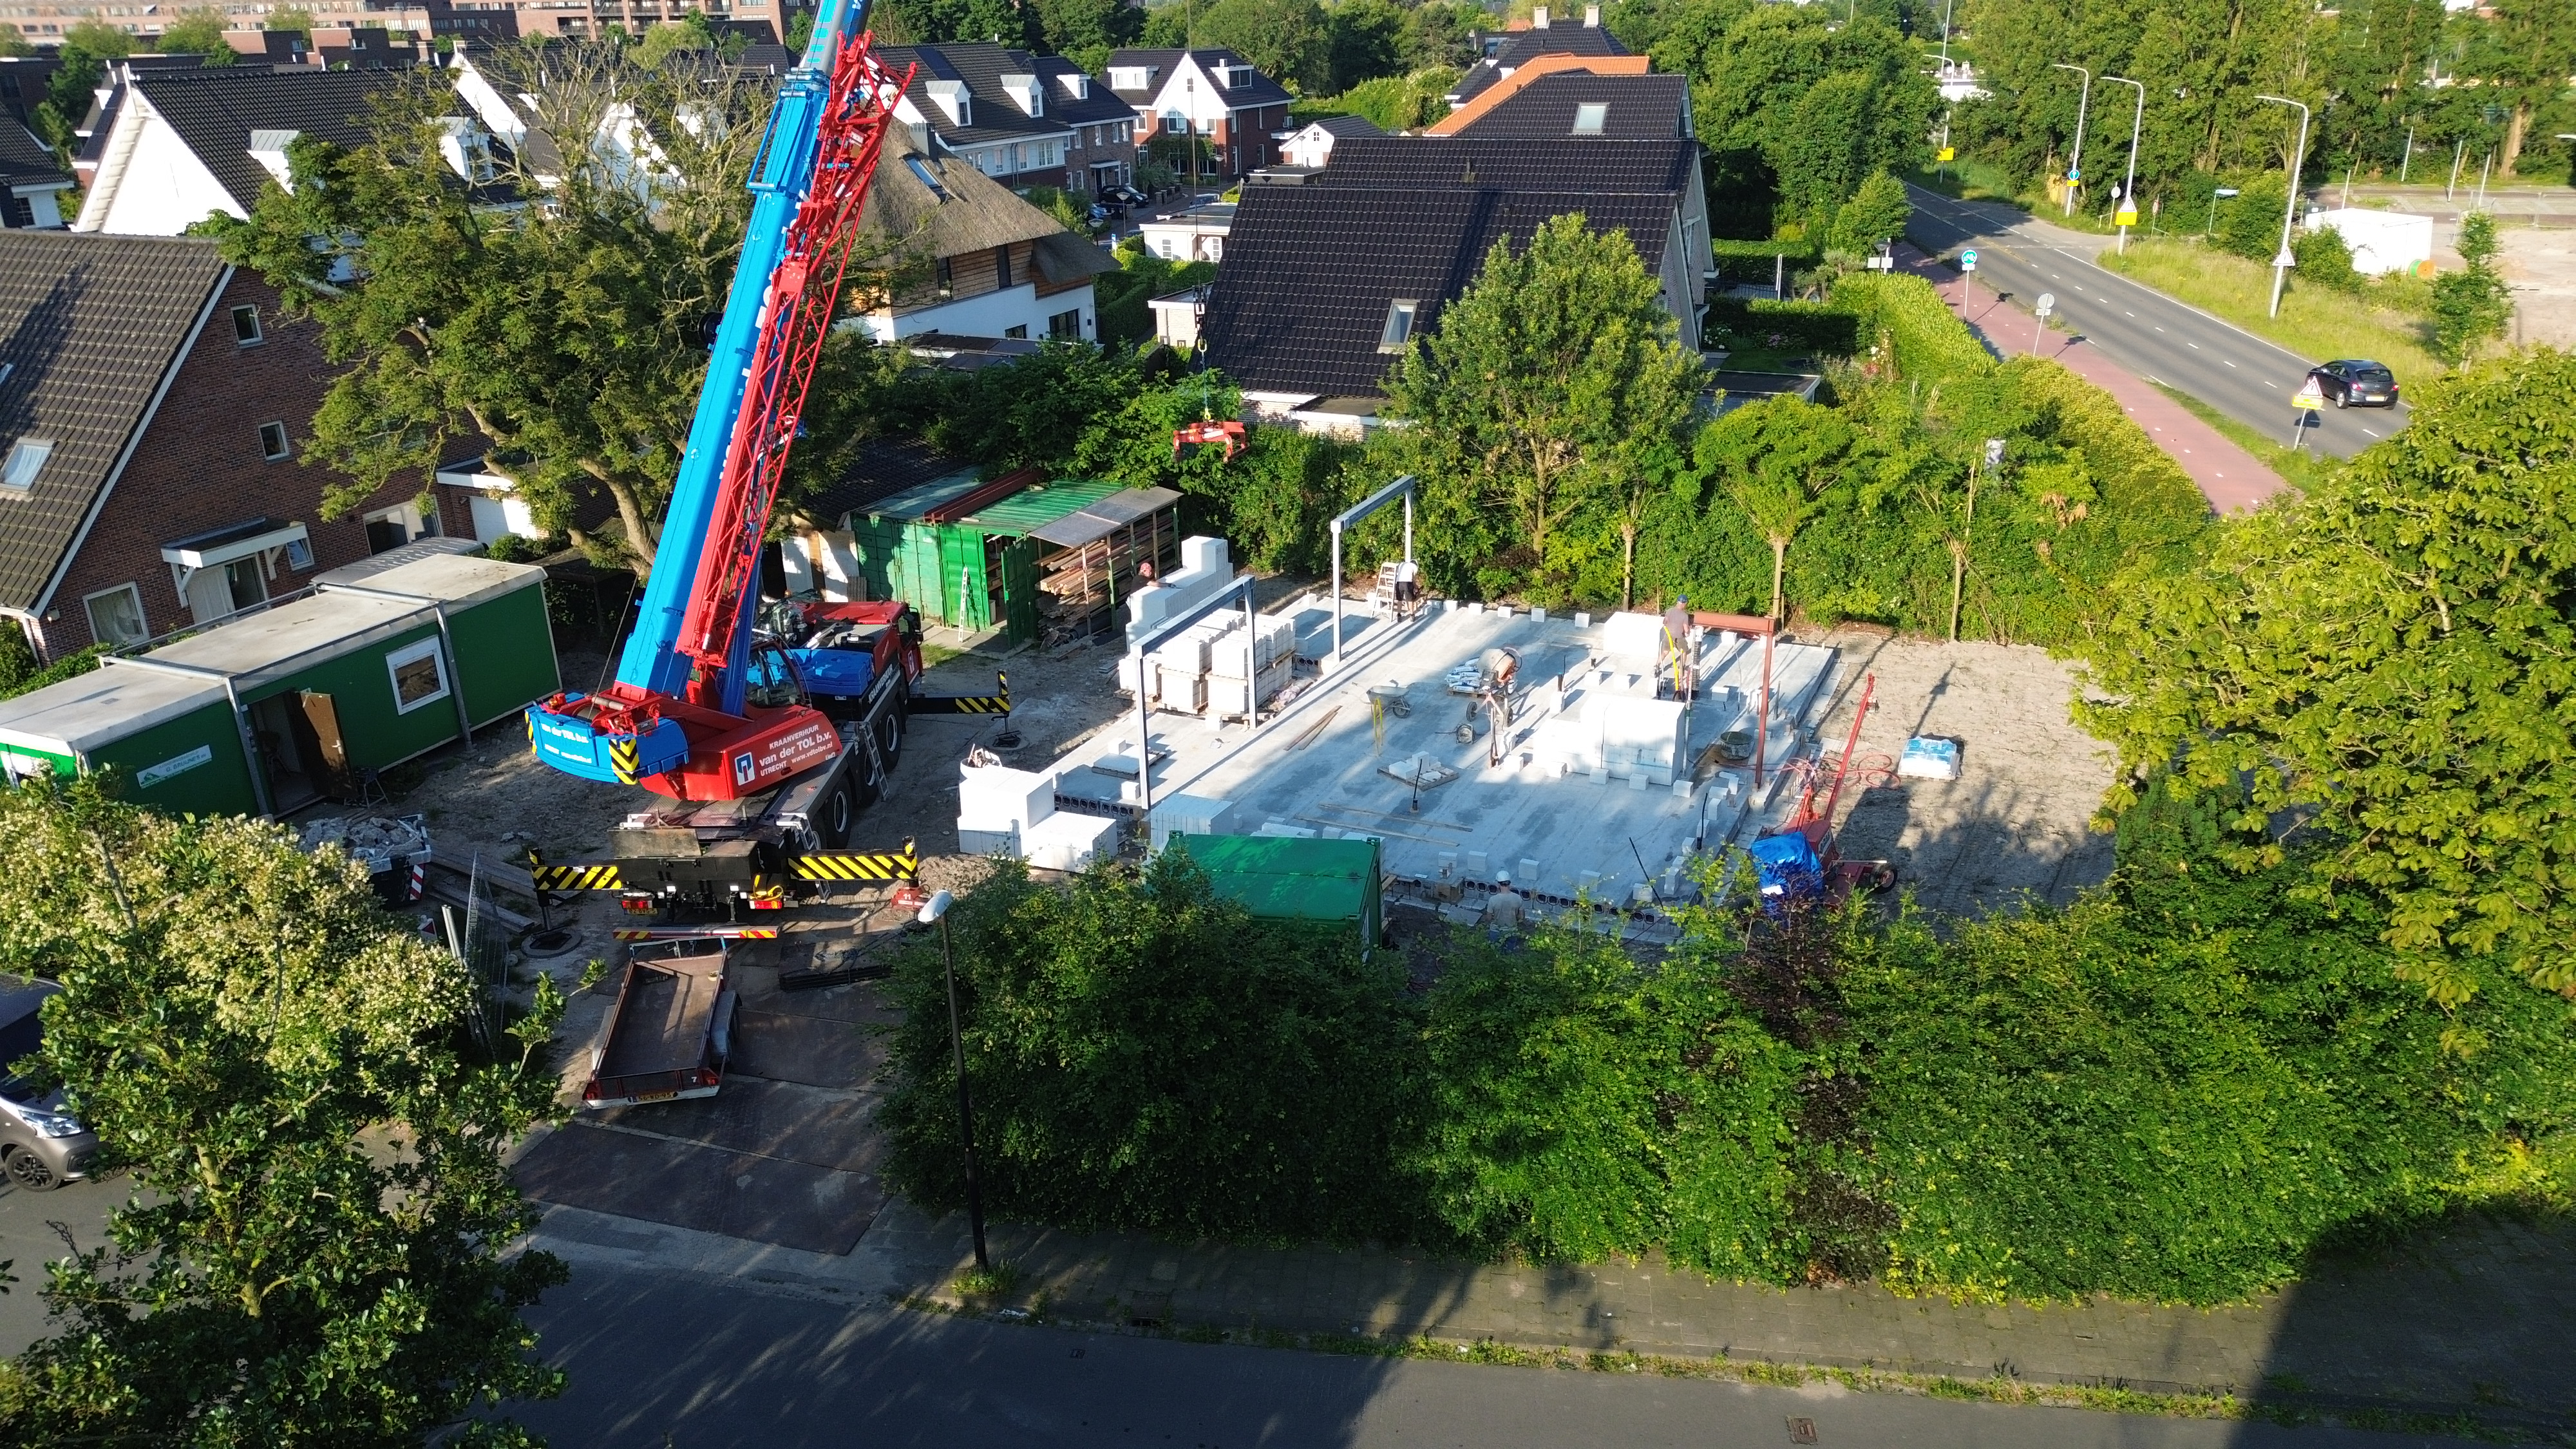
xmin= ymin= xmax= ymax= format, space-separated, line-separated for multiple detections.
xmin=1600 ymin=610 xmax=1667 ymax=661
xmin=1150 ymin=792 xmax=1240 ymax=850
xmin=1023 ymin=810 xmax=1119 ymax=871
xmin=958 ymin=763 xmax=1056 ymax=831
xmin=957 ymin=826 xmax=1018 ymax=857
xmin=1180 ymin=535 xmax=1229 ymax=575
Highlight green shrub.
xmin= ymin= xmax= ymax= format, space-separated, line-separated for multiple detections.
xmin=880 ymin=851 xmax=1431 ymax=1244
xmin=1703 ymin=298 xmax=1861 ymax=355
xmin=1709 ymin=238 xmax=1823 ymax=285
xmin=1832 ymin=271 xmax=1994 ymax=384
xmin=2291 ymin=225 xmax=2362 ymax=294
xmin=2219 ymin=175 xmax=2289 ymax=262
xmin=1850 ymin=781 xmax=2576 ymax=1303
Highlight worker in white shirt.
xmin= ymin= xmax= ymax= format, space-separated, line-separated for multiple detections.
xmin=1392 ymin=558 xmax=1422 ymax=620
xmin=1484 ymin=871 xmax=1524 ymax=942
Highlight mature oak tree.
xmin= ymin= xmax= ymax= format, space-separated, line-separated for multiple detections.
xmin=0 ymin=781 xmax=571 ymax=1446
xmin=209 ymin=46 xmax=777 ymax=577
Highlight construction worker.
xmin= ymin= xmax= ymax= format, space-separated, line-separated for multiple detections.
xmin=1484 ymin=871 xmax=1524 ymax=942
xmin=1392 ymin=558 xmax=1421 ymax=620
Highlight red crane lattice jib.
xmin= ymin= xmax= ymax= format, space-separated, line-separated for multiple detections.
xmin=676 ymin=39 xmax=916 ymax=703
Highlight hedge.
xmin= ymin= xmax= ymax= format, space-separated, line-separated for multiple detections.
xmin=1703 ymin=297 xmax=1861 ymax=355
xmin=1709 ymin=238 xmax=1823 ymax=284
xmin=1831 ymin=271 xmax=1994 ymax=383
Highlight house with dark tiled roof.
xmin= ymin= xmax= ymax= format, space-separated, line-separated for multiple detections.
xmin=0 ymin=231 xmax=455 ymax=661
xmin=844 ymin=142 xmax=1116 ymax=344
xmin=0 ymin=117 xmax=73 ymax=229
xmin=880 ymin=43 xmax=1083 ymax=191
xmin=1276 ymin=113 xmax=1381 ymax=168
xmin=72 ymin=66 xmax=411 ymax=234
xmin=1197 ymin=135 xmax=1710 ymax=433
xmin=1446 ymin=6 xmax=1627 ymax=107
xmin=1450 ymin=70 xmax=1690 ymax=140
xmin=1027 ymin=52 xmax=1140 ymax=195
xmin=1101 ymin=47 xmax=1291 ymax=180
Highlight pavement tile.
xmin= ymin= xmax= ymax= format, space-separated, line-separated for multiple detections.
xmin=729 ymin=1007 xmax=886 ymax=1088
xmin=598 ymin=1075 xmax=889 ymax=1173
xmin=514 ymin=1121 xmax=880 ymax=1253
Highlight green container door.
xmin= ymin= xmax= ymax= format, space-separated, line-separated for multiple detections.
xmin=1001 ymin=536 xmax=1039 ymax=645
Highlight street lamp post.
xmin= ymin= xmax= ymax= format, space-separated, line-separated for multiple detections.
xmin=2050 ymin=64 xmax=2093 ymax=217
xmin=2255 ymin=95 xmax=2310 ymax=319
xmin=2101 ymin=75 xmax=2145 ymax=254
xmin=918 ymin=889 xmax=989 ymax=1274
xmin=1938 ymin=0 xmax=1955 ymax=65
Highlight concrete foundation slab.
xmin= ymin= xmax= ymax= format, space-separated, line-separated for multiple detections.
xmin=513 ymin=1121 xmax=881 ymax=1254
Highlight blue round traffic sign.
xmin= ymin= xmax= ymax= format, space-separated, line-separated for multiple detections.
xmin=1960 ymin=248 xmax=1978 ymax=269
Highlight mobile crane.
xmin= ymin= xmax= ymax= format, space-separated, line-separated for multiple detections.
xmin=520 ymin=0 xmax=998 ymax=917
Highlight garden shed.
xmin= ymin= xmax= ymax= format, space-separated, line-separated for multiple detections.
xmin=0 ymin=544 xmax=556 ymax=818
xmin=1166 ymin=833 xmax=1385 ymax=952
xmin=848 ymin=471 xmax=1179 ymax=646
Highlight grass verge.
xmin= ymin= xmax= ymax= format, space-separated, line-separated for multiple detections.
xmin=2149 ymin=381 xmax=2341 ymax=496
xmin=2096 ymin=237 xmax=2443 ymax=389
xmin=904 ymin=1294 xmax=2557 ymax=1444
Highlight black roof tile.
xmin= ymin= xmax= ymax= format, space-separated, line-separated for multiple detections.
xmin=130 ymin=67 xmax=405 ymax=211
xmin=0 ymin=118 xmax=67 ymax=188
xmin=1200 ymin=156 xmax=1682 ymax=397
xmin=1452 ymin=25 xmax=1629 ymax=102
xmin=878 ymin=43 xmax=1075 ymax=146
xmin=1319 ymin=135 xmax=1696 ymax=193
xmin=1101 ymin=48 xmax=1292 ymax=109
xmin=0 ymin=232 xmax=229 ymax=611
xmin=1455 ymin=71 xmax=1689 ymax=139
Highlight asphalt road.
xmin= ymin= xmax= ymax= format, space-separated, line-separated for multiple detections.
xmin=497 ymin=1260 xmax=2491 ymax=1449
xmin=1903 ymin=184 xmax=2411 ymax=460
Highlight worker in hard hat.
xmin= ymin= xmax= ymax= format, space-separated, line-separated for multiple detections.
xmin=1484 ymin=871 xmax=1524 ymax=943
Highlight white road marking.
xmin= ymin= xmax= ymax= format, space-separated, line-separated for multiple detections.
xmin=2149 ymin=375 xmax=2167 ymax=385
xmin=2264 ymin=379 xmax=2276 ymax=387
xmin=2155 ymin=325 xmax=2166 ymax=332
xmin=2224 ymin=359 xmax=2237 ymax=368
xmin=2363 ymin=427 xmax=2380 ymax=437
xmin=2125 ymin=310 xmax=2135 ymax=317
xmin=2188 ymin=342 xmax=2201 ymax=349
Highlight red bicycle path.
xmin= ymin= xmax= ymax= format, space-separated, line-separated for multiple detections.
xmin=1887 ymin=242 xmax=2289 ymax=515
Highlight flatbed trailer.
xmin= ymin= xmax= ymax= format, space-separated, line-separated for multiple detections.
xmin=583 ymin=936 xmax=736 ymax=1108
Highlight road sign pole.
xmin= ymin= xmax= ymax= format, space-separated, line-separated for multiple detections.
xmin=2104 ymin=76 xmax=2145 ymax=254
xmin=1959 ymin=249 xmax=1978 ymax=311
xmin=2051 ymin=64 xmax=2092 ymax=217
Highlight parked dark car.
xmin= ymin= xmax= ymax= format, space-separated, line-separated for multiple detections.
xmin=2309 ymin=359 xmax=2400 ymax=407
xmin=1099 ymin=184 xmax=1148 ymax=207
xmin=0 ymin=978 xmax=96 ymax=1192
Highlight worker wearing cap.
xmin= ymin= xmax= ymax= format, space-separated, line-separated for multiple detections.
xmin=1484 ymin=872 xmax=1524 ymax=942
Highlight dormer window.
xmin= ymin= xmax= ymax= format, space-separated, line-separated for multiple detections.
xmin=1056 ymin=71 xmax=1090 ymax=99
xmin=1378 ymin=299 xmax=1419 ymax=353
xmin=1110 ymin=66 xmax=1155 ymax=91
xmin=1571 ymin=102 xmax=1607 ymax=135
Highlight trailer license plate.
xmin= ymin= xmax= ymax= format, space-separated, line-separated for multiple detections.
xmin=634 ymin=1090 xmax=676 ymax=1103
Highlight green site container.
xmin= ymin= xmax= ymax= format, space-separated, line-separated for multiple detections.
xmin=0 ymin=544 xmax=557 ymax=819
xmin=0 ymin=663 xmax=261 ymax=817
xmin=1165 ymin=833 xmax=1385 ymax=952
xmin=848 ymin=473 xmax=1128 ymax=645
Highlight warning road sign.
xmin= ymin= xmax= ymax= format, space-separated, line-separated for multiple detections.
xmin=2293 ymin=377 xmax=2325 ymax=411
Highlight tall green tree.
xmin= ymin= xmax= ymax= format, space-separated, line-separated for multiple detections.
xmin=2079 ymin=347 xmax=2576 ymax=1001
xmin=2430 ymin=212 xmax=2514 ymax=364
xmin=209 ymin=48 xmax=775 ymax=577
xmin=0 ymin=24 xmax=32 ymax=56
xmin=1385 ymin=213 xmax=1702 ymax=601
xmin=1193 ymin=0 xmax=1333 ymax=93
xmin=1697 ymin=396 xmax=1853 ymax=622
xmin=0 ymin=782 xmax=569 ymax=1446
xmin=153 ymin=6 xmax=236 ymax=60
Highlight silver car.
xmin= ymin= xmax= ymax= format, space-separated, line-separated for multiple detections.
xmin=0 ymin=979 xmax=97 ymax=1192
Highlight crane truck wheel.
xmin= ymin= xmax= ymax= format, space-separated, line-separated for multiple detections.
xmin=818 ymin=778 xmax=855 ymax=848
xmin=877 ymin=698 xmax=905 ymax=770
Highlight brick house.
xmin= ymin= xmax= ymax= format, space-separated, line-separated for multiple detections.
xmin=0 ymin=231 xmax=452 ymax=661
xmin=1101 ymin=48 xmax=1291 ymax=181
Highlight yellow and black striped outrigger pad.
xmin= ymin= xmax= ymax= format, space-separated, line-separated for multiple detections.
xmin=528 ymin=857 xmax=627 ymax=892
xmin=907 ymin=672 xmax=1009 ymax=715
xmin=790 ymin=837 xmax=920 ymax=884
xmin=608 ymin=735 xmax=641 ymax=785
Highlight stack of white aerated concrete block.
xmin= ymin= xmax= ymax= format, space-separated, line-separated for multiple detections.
xmin=1205 ymin=612 xmax=1296 ymax=718
xmin=1148 ymin=792 xmax=1241 ymax=851
xmin=956 ymin=761 xmax=1056 ymax=857
xmin=1124 ymin=536 xmax=1236 ymax=649
xmin=957 ymin=757 xmax=1121 ymax=869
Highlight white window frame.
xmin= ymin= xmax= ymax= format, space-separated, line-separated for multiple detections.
xmin=231 ymin=304 xmax=263 ymax=346
xmin=384 ymin=636 xmax=451 ymax=715
xmin=1379 ymin=298 xmax=1419 ymax=352
xmin=1572 ymin=102 xmax=1608 ymax=135
xmin=283 ymin=536 xmax=314 ymax=571
xmin=82 ymin=582 xmax=148 ymax=647
xmin=258 ymin=421 xmax=290 ymax=460
xmin=1 ymin=437 xmax=52 ymax=491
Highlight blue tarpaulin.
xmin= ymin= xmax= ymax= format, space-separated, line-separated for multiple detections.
xmin=1749 ymin=831 xmax=1822 ymax=902
xmin=786 ymin=647 xmax=875 ymax=697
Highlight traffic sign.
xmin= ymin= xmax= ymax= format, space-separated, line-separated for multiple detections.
xmin=2115 ymin=207 xmax=2139 ymax=225
xmin=2293 ymin=377 xmax=2325 ymax=411
xmin=1960 ymin=248 xmax=1978 ymax=270
xmin=2034 ymin=292 xmax=2056 ymax=317
xmin=2067 ymin=167 xmax=2081 ymax=180
xmin=2273 ymin=248 xmax=2298 ymax=268
xmin=1937 ymin=146 xmax=1956 ymax=161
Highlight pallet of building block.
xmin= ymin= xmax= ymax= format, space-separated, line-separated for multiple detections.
xmin=1113 ymin=653 xmax=1160 ymax=701
xmin=1377 ymin=753 xmax=1460 ymax=790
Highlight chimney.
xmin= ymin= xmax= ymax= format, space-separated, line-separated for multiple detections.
xmin=1533 ymin=6 xmax=1549 ymax=26
xmin=1584 ymin=4 xmax=1600 ymax=24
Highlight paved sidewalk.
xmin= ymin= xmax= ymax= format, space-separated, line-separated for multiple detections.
xmin=527 ymin=1192 xmax=2576 ymax=1432
xmin=1892 ymin=242 xmax=2289 ymax=514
